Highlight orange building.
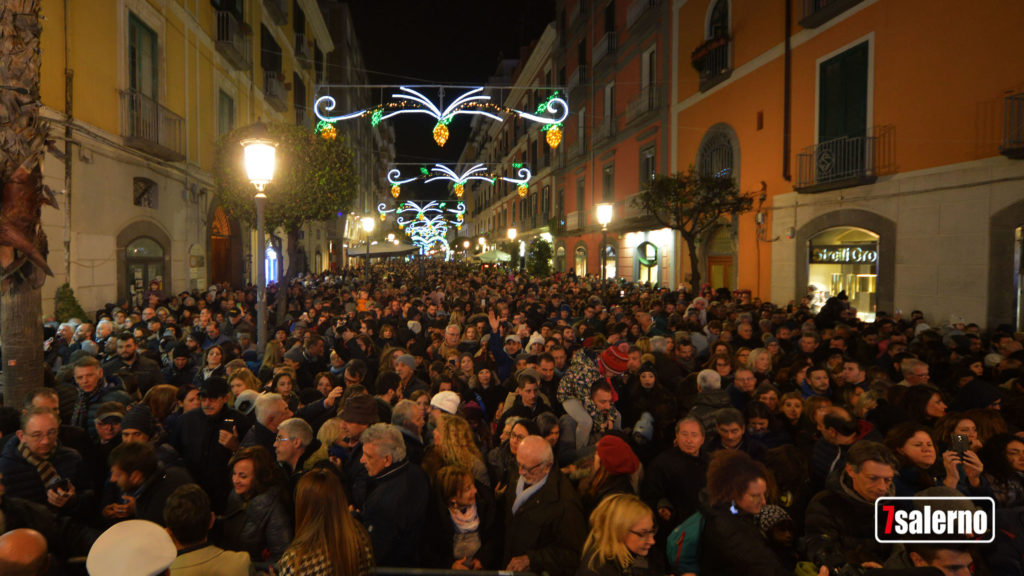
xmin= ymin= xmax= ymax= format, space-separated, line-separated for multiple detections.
xmin=672 ymin=0 xmax=1024 ymax=328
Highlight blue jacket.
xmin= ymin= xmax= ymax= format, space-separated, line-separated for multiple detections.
xmin=360 ymin=458 xmax=430 ymax=567
xmin=0 ymin=437 xmax=87 ymax=509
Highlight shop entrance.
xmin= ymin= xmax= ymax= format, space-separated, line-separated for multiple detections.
xmin=808 ymin=227 xmax=879 ymax=321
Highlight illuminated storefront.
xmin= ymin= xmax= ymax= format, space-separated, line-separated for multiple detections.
xmin=807 ymin=227 xmax=879 ymax=321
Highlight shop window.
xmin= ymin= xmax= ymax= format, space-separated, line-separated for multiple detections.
xmin=602 ymin=242 xmax=617 ymax=279
xmin=808 ymin=226 xmax=878 ymax=321
xmin=574 ymin=244 xmax=588 ymax=276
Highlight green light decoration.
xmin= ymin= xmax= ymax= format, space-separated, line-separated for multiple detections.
xmin=370 ymin=109 xmax=384 ymax=126
xmin=420 ymin=166 xmax=431 ymax=176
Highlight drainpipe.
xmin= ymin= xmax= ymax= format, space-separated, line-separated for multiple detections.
xmin=63 ymin=0 xmax=73 ymax=281
xmin=782 ymin=0 xmax=793 ymax=182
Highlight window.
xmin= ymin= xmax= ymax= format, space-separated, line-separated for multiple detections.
xmin=574 ymin=244 xmax=588 ymax=276
xmin=293 ymin=0 xmax=305 ymax=32
xmin=261 ymin=24 xmax=281 ymax=73
xmin=293 ymin=73 xmax=306 ymax=123
xmin=640 ymin=147 xmax=656 ymax=189
xmin=314 ymin=45 xmax=324 ymax=84
xmin=128 ymin=13 xmax=157 ymax=97
xmin=577 ymin=108 xmax=586 ymax=143
xmin=819 ymin=41 xmax=868 ymax=144
xmin=576 ymin=179 xmax=585 ymax=228
xmin=603 ymin=164 xmax=614 ymax=202
xmin=697 ymin=125 xmax=737 ymax=179
xmin=133 ymin=177 xmax=158 ymax=208
xmin=218 ymin=91 xmax=234 ymax=137
xmin=708 ymin=0 xmax=729 ymax=38
xmin=642 ymin=47 xmax=656 ymax=88
xmin=604 ymin=83 xmax=615 ymax=122
xmin=605 ymin=0 xmax=616 ymax=32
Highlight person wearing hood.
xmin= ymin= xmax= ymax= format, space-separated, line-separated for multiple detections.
xmin=805 ymin=440 xmax=900 ymax=569
xmin=162 ymin=343 xmax=198 ymax=386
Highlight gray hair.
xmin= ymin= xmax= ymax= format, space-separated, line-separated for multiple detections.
xmin=254 ymin=393 xmax=286 ymax=426
xmin=278 ymin=418 xmax=313 ymax=448
xmin=360 ymin=423 xmax=406 ymax=462
xmin=650 ymin=336 xmax=668 ymax=354
xmin=697 ymin=369 xmax=722 ymax=391
xmin=391 ymin=399 xmax=420 ymax=431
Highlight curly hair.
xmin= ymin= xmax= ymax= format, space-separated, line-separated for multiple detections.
xmin=706 ymin=450 xmax=774 ymax=507
xmin=433 ymin=414 xmax=483 ymax=471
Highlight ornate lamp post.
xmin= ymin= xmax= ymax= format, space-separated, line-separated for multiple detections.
xmin=596 ymin=203 xmax=614 ymax=283
xmin=360 ymin=216 xmax=375 ymax=284
xmin=240 ymin=119 xmax=277 ymax=352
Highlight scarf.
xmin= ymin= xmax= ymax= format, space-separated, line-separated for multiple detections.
xmin=18 ymin=441 xmax=58 ymax=488
xmin=511 ymin=473 xmax=548 ymax=515
xmin=71 ymin=386 xmax=101 ymax=428
xmin=449 ymin=502 xmax=480 ymax=533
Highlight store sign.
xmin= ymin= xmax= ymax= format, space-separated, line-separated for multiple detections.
xmin=810 ymin=244 xmax=878 ymax=264
xmin=637 ymin=242 xmax=658 ymax=267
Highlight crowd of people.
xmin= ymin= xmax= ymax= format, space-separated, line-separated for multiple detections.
xmin=1 ymin=261 xmax=1023 ymax=576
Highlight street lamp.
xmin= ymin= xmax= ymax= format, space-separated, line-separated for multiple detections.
xmin=478 ymin=236 xmax=487 ymax=252
xmin=360 ymin=216 xmax=375 ymax=284
xmin=240 ymin=119 xmax=277 ymax=353
xmin=596 ymin=203 xmax=614 ymax=282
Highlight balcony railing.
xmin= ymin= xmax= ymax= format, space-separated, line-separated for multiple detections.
xmin=799 ymin=0 xmax=865 ymax=29
xmin=795 ymin=126 xmax=894 ymax=193
xmin=594 ymin=117 xmax=616 ymax=143
xmin=1001 ymin=92 xmax=1024 ymax=159
xmin=594 ymin=31 xmax=617 ymax=63
xmin=263 ymin=0 xmax=287 ymax=25
xmin=625 ymin=84 xmax=662 ymax=123
xmin=627 ymin=0 xmax=662 ymax=28
xmin=295 ymin=33 xmax=312 ymax=67
xmin=119 ymin=90 xmax=185 ymax=162
xmin=567 ymin=66 xmax=588 ymax=94
xmin=692 ymin=36 xmax=731 ymax=92
xmin=263 ymin=70 xmax=287 ymax=112
xmin=216 ymin=11 xmax=251 ymax=70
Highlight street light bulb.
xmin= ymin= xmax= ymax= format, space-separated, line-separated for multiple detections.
xmin=240 ymin=120 xmax=277 ymax=192
xmin=463 ymin=240 xmax=470 ymax=249
xmin=507 ymin=228 xmax=517 ymax=241
xmin=360 ymin=216 xmax=375 ymax=233
xmin=478 ymin=237 xmax=486 ymax=245
xmin=596 ymin=203 xmax=614 ymax=227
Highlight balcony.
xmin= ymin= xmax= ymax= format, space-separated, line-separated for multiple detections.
xmin=119 ymin=90 xmax=185 ymax=162
xmin=799 ymin=0 xmax=865 ymax=29
xmin=594 ymin=117 xmax=616 ymax=143
xmin=215 ymin=11 xmax=251 ymax=71
xmin=627 ymin=0 xmax=662 ymax=29
xmin=625 ymin=84 xmax=662 ymax=124
xmin=692 ymin=35 xmax=731 ymax=92
xmin=295 ymin=33 xmax=313 ymax=68
xmin=263 ymin=70 xmax=287 ymax=112
xmin=1001 ymin=92 xmax=1024 ymax=159
xmin=263 ymin=0 xmax=287 ymax=25
xmin=795 ymin=125 xmax=894 ymax=193
xmin=567 ymin=66 xmax=588 ymax=94
xmin=594 ymin=31 xmax=617 ymax=64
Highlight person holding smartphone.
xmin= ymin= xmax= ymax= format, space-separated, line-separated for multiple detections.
xmin=0 ymin=407 xmax=89 ymax=512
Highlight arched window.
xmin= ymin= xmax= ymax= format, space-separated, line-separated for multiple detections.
xmin=555 ymin=244 xmax=566 ymax=273
xmin=125 ymin=237 xmax=165 ymax=307
xmin=574 ymin=244 xmax=588 ymax=276
xmin=707 ymin=0 xmax=729 ymax=39
xmin=698 ymin=129 xmax=735 ymax=179
xmin=603 ymin=242 xmax=617 ymax=279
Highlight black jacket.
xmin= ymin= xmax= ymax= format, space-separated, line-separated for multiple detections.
xmin=360 ymin=458 xmax=430 ymax=567
xmin=174 ymin=405 xmax=242 ymax=513
xmin=239 ymin=422 xmax=276 ymax=452
xmin=805 ymin=470 xmax=893 ymax=566
xmin=502 ymin=468 xmax=587 ymax=576
xmin=221 ymin=484 xmax=293 ymax=564
xmin=130 ymin=463 xmax=193 ymax=525
xmin=1 ymin=495 xmax=99 ymax=561
xmin=103 ymin=354 xmax=164 ymax=395
xmin=699 ymin=502 xmax=793 ymax=576
xmin=0 ymin=438 xmax=89 ymax=510
xmin=642 ymin=447 xmax=708 ymax=527
xmin=422 ymin=480 xmax=501 ymax=569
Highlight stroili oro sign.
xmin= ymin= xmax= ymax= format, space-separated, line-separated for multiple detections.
xmin=810 ymin=243 xmax=878 ymax=265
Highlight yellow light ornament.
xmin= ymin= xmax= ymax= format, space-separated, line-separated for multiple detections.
xmin=379 ymin=212 xmax=386 ymax=222
xmin=320 ymin=123 xmax=337 ymax=141
xmin=454 ymin=183 xmax=464 ymax=198
xmin=432 ymin=122 xmax=449 ymax=147
xmin=545 ymin=125 xmax=562 ymax=148
xmin=391 ymin=184 xmax=400 ymax=198
xmin=517 ymin=183 xmax=528 ymax=198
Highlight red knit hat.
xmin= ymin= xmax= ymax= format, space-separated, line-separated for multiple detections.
xmin=597 ymin=435 xmax=639 ymax=475
xmin=598 ymin=341 xmax=630 ymax=377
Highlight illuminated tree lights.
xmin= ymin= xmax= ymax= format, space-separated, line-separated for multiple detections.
xmin=385 ymin=163 xmax=532 ymax=200
xmin=315 ymin=86 xmax=568 ymax=148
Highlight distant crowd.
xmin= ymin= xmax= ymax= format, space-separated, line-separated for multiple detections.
xmin=0 ymin=261 xmax=1023 ymax=576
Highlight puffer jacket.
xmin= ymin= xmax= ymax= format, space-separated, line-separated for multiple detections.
xmin=220 ymin=484 xmax=293 ymax=564
xmin=805 ymin=469 xmax=893 ymax=566
xmin=0 ymin=438 xmax=87 ymax=509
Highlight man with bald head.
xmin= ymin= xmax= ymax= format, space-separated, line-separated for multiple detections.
xmin=503 ymin=435 xmax=586 ymax=575
xmin=0 ymin=529 xmax=48 ymax=576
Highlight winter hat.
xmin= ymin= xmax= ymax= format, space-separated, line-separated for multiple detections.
xmin=395 ymin=354 xmax=417 ymax=370
xmin=527 ymin=333 xmax=545 ymax=350
xmin=95 ymin=403 xmax=125 ymax=425
xmin=598 ymin=341 xmax=630 ymax=377
xmin=283 ymin=345 xmax=305 ymax=363
xmin=758 ymin=504 xmax=794 ymax=533
xmin=121 ymin=405 xmax=157 ymax=438
xmin=638 ymin=362 xmax=657 ymax=377
xmin=234 ymin=389 xmax=260 ymax=415
xmin=430 ymin=390 xmax=461 ymax=415
xmin=596 ymin=434 xmax=639 ymax=475
xmin=339 ymin=395 xmax=380 ymax=425
xmin=87 ymin=519 xmax=176 ymax=576
xmin=407 ymin=320 xmax=422 ymax=335
xmin=504 ymin=334 xmax=521 ymax=345
xmin=984 ymin=353 xmax=1005 ymax=368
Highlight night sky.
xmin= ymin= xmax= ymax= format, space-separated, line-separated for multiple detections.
xmin=343 ymin=0 xmax=555 ymax=198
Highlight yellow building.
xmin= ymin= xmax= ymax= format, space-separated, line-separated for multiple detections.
xmin=36 ymin=0 xmax=370 ymax=315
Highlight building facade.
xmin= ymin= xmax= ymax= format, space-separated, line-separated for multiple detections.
xmin=34 ymin=0 xmax=382 ymax=316
xmin=670 ymin=0 xmax=1024 ymax=328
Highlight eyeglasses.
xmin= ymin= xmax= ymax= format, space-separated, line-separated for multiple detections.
xmin=27 ymin=429 xmax=59 ymax=441
xmin=274 ymin=435 xmax=295 ymax=443
xmin=517 ymin=460 xmax=548 ymax=474
xmin=629 ymin=528 xmax=658 ymax=539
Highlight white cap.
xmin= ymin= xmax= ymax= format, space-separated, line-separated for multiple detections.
xmin=87 ymin=519 xmax=176 ymax=576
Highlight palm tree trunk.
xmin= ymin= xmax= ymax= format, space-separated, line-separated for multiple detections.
xmin=0 ymin=0 xmax=53 ymax=409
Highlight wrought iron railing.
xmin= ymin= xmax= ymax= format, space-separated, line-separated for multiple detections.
xmin=625 ymin=84 xmax=661 ymax=123
xmin=795 ymin=125 xmax=894 ymax=192
xmin=627 ymin=0 xmax=662 ymax=28
xmin=215 ymin=11 xmax=251 ymax=70
xmin=263 ymin=70 xmax=287 ymax=111
xmin=692 ymin=36 xmax=731 ymax=91
xmin=594 ymin=31 xmax=617 ymax=63
xmin=1001 ymin=92 xmax=1024 ymax=158
xmin=119 ymin=90 xmax=185 ymax=161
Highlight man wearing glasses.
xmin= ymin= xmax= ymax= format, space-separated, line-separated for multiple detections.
xmin=503 ymin=435 xmax=586 ymax=575
xmin=0 ymin=406 xmax=89 ymax=513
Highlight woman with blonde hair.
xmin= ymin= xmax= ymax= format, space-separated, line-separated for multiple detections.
xmin=277 ymin=468 xmax=374 ymax=576
xmin=228 ymin=367 xmax=262 ymax=399
xmin=578 ymin=493 xmax=660 ymax=576
xmin=422 ymin=414 xmax=489 ymax=487
xmin=258 ymin=340 xmax=285 ymax=383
